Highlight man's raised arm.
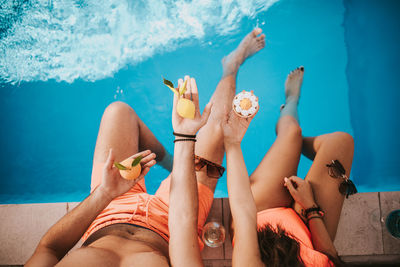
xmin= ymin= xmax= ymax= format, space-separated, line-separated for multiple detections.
xmin=168 ymin=76 xmax=211 ymax=267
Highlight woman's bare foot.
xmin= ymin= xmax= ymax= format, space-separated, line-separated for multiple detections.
xmin=285 ymin=66 xmax=304 ymax=103
xmin=222 ymin=28 xmax=266 ymax=77
xmin=279 ymin=67 xmax=304 ymax=122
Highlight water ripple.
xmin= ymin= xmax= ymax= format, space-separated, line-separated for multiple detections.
xmin=0 ymin=0 xmax=277 ymax=84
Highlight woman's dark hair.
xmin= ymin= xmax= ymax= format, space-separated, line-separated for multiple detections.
xmin=257 ymin=224 xmax=305 ymax=267
xmin=257 ymin=224 xmax=345 ymax=267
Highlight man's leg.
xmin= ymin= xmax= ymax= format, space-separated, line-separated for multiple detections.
xmin=250 ymin=67 xmax=304 ymax=211
xmin=195 ymin=28 xmax=265 ymax=191
xmin=93 ymin=101 xmax=169 ymax=166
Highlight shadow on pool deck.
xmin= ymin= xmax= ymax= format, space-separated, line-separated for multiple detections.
xmin=0 ymin=192 xmax=399 ymax=266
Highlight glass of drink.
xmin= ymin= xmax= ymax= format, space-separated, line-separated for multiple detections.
xmin=202 ymin=221 xmax=226 ymax=248
xmin=386 ymin=209 xmax=400 ymax=239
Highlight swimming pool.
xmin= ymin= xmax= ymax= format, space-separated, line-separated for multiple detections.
xmin=1 ymin=0 xmax=399 ymax=204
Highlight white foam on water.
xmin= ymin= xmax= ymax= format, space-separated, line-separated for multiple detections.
xmin=0 ymin=0 xmax=278 ymax=84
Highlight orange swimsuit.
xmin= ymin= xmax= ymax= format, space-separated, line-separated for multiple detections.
xmin=257 ymin=207 xmax=333 ymax=267
xmin=82 ymin=162 xmax=214 ymax=250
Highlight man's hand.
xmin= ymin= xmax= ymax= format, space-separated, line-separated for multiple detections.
xmin=99 ymin=149 xmax=156 ymax=200
xmin=25 ymin=149 xmax=157 ymax=266
xmin=172 ymin=76 xmax=212 ymax=135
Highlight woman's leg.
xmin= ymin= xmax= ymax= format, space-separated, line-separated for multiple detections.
xmin=250 ymin=67 xmax=304 ymax=211
xmin=194 ymin=28 xmax=265 ymax=191
xmin=93 ymin=101 xmax=168 ymax=164
xmin=302 ymin=132 xmax=354 ymax=241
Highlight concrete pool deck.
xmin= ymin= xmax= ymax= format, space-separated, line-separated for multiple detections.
xmin=0 ymin=191 xmax=399 ymax=266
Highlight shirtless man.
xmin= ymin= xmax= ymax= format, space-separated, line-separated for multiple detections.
xmin=25 ymin=28 xmax=265 ymax=266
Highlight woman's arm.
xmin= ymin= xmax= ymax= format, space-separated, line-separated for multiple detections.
xmin=284 ymin=176 xmax=339 ymax=259
xmin=225 ymin=143 xmax=263 ymax=267
xmin=168 ymin=76 xmax=211 ymax=267
xmin=26 ymin=149 xmax=156 ymax=267
xmin=222 ymin=111 xmax=263 ymax=267
xmin=226 ymin=143 xmax=256 ymax=220
xmin=308 ymin=217 xmax=338 ymax=258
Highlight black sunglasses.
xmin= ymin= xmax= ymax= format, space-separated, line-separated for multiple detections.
xmin=326 ymin=160 xmax=357 ymax=198
xmin=195 ymin=155 xmax=225 ymax=179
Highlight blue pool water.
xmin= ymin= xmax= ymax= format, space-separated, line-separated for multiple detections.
xmin=1 ymin=0 xmax=399 ymax=204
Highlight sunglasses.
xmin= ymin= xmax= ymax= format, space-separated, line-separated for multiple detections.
xmin=326 ymin=160 xmax=357 ymax=198
xmin=195 ymin=155 xmax=225 ymax=179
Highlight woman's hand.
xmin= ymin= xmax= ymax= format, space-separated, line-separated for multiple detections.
xmin=284 ymin=176 xmax=317 ymax=209
xmin=99 ymin=149 xmax=156 ymax=200
xmin=221 ymin=110 xmax=255 ymax=146
xmin=172 ymin=76 xmax=212 ymax=135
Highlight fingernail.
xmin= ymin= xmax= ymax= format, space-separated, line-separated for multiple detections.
xmin=284 ymin=177 xmax=288 ymax=182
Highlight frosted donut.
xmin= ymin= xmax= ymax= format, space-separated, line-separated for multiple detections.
xmin=232 ymin=90 xmax=259 ymax=118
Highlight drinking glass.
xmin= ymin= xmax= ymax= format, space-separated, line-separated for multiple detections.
xmin=202 ymin=221 xmax=226 ymax=248
xmin=386 ymin=209 xmax=400 ymax=239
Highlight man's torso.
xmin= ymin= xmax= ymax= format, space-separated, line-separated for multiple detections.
xmin=56 ymin=224 xmax=170 ymax=267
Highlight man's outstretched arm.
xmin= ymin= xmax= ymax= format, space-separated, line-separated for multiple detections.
xmin=168 ymin=76 xmax=211 ymax=267
xmin=26 ymin=149 xmax=155 ymax=267
xmin=169 ymin=141 xmax=203 ymax=267
xmin=25 ymin=185 xmax=113 ymax=266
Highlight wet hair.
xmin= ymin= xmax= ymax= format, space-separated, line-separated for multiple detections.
xmin=257 ymin=224 xmax=345 ymax=267
xmin=257 ymin=224 xmax=305 ymax=267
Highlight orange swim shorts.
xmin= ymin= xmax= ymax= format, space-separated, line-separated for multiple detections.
xmin=82 ymin=162 xmax=214 ymax=250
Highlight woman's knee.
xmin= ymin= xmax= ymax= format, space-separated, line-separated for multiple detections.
xmin=277 ymin=117 xmax=302 ymax=141
xmin=315 ymin=132 xmax=354 ymax=162
xmin=326 ymin=131 xmax=354 ymax=151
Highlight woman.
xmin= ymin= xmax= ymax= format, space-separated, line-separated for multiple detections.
xmin=222 ymin=67 xmax=356 ymax=266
